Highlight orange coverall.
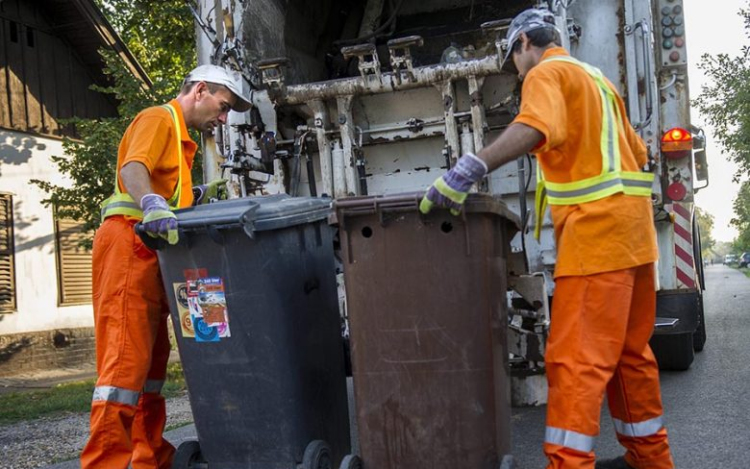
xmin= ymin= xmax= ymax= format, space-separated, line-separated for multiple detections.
xmin=513 ymin=48 xmax=674 ymax=469
xmin=81 ymin=99 xmax=196 ymax=469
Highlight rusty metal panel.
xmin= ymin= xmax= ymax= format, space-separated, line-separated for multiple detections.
xmin=337 ymin=194 xmax=517 ymax=469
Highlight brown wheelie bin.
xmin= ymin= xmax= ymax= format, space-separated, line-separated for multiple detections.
xmin=335 ymin=193 xmax=520 ymax=469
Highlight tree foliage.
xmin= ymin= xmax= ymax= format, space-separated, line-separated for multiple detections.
xmin=694 ymin=4 xmax=750 ymax=249
xmin=30 ymin=0 xmax=197 ymax=243
xmin=694 ymin=7 xmax=750 ymax=182
xmin=695 ymin=207 xmax=715 ymax=258
xmin=730 ymin=181 xmax=750 ymax=252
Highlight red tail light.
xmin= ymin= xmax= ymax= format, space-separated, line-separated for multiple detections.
xmin=661 ymin=127 xmax=693 ymax=157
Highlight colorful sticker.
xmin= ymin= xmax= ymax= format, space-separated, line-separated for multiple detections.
xmin=192 ymin=316 xmax=220 ymax=342
xmin=172 ymin=283 xmax=195 ymax=338
xmin=185 ymin=276 xmax=231 ymax=341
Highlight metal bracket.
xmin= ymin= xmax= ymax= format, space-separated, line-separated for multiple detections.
xmin=341 ymin=43 xmax=382 ymax=86
xmin=256 ymin=57 xmax=290 ymax=90
xmin=480 ymin=19 xmax=512 ymax=66
xmin=387 ymin=35 xmax=423 ymax=85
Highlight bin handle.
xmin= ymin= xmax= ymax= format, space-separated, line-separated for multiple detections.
xmin=240 ymin=201 xmax=262 ymax=239
xmin=135 ymin=223 xmax=189 ymax=250
xmin=134 ymin=223 xmax=165 ymax=251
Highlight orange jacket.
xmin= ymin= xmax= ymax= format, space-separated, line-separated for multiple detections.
xmin=116 ymin=99 xmax=198 ymax=208
xmin=513 ymin=47 xmax=658 ymax=277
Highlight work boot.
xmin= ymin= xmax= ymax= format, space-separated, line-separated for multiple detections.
xmin=595 ymin=456 xmax=635 ymax=469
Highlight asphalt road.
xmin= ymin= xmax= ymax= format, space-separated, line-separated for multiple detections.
xmin=44 ymin=264 xmax=750 ymax=469
xmin=512 ymin=263 xmax=750 ymax=468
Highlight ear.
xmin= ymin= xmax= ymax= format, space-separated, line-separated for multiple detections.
xmin=520 ymin=32 xmax=531 ymax=51
xmin=193 ymin=81 xmax=208 ymax=99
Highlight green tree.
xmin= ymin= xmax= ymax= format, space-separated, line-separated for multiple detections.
xmin=694 ymin=4 xmax=750 ymax=252
xmin=695 ymin=207 xmax=716 ymax=259
xmin=31 ymin=0 xmax=197 ymax=244
xmin=730 ymin=180 xmax=750 ymax=252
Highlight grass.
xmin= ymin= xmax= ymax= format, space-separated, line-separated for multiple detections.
xmin=0 ymin=362 xmax=186 ymax=426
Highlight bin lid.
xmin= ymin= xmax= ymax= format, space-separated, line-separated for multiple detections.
xmin=334 ymin=192 xmax=521 ymax=231
xmin=174 ymin=194 xmax=332 ymax=236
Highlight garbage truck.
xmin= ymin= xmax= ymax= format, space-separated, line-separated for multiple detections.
xmin=187 ymin=0 xmax=708 ymax=405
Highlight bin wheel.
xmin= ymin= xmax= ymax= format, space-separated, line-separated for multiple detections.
xmin=302 ymin=440 xmax=333 ymax=469
xmin=173 ymin=440 xmax=206 ymax=469
xmin=339 ymin=455 xmax=362 ymax=469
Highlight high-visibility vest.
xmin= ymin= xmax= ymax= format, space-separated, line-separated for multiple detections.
xmin=100 ymin=104 xmax=184 ymax=221
xmin=533 ymin=55 xmax=654 ymax=240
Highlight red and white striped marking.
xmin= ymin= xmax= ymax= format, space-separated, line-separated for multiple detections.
xmin=672 ymin=202 xmax=696 ymax=289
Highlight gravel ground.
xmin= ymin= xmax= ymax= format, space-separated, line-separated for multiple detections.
xmin=0 ymin=393 xmax=193 ymax=469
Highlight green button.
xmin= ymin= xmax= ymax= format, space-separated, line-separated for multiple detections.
xmin=663 ymin=39 xmax=674 ymax=49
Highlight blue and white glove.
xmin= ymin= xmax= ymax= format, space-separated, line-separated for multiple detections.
xmin=140 ymin=194 xmax=178 ymax=245
xmin=420 ymin=153 xmax=488 ymax=215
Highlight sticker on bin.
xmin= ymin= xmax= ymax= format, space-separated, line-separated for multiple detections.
xmin=172 ymin=283 xmax=194 ymax=338
xmin=186 ymin=276 xmax=231 ymax=341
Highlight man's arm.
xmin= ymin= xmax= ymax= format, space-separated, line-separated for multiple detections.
xmin=120 ymin=162 xmax=153 ymax=205
xmin=477 ymin=122 xmax=544 ymax=172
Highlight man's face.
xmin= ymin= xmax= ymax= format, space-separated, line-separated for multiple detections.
xmin=193 ymin=82 xmax=237 ymax=132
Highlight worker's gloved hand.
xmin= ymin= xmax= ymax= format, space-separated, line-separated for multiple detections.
xmin=193 ymin=179 xmax=228 ymax=205
xmin=420 ymin=153 xmax=488 ymax=215
xmin=140 ymin=194 xmax=178 ymax=245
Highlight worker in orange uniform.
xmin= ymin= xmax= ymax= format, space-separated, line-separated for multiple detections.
xmin=421 ymin=8 xmax=674 ymax=469
xmin=80 ymin=64 xmax=250 ymax=469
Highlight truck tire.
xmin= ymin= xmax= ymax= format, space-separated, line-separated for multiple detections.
xmin=650 ymin=332 xmax=694 ymax=371
xmin=693 ymin=294 xmax=707 ymax=352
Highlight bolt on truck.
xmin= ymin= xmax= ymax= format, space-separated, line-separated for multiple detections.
xmin=188 ymin=0 xmax=708 ymax=404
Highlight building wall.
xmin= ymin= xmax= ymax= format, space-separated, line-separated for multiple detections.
xmin=0 ymin=129 xmax=94 ymax=373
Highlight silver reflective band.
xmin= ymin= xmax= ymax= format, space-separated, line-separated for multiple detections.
xmin=92 ymin=385 xmax=140 ymax=407
xmin=143 ymin=379 xmax=166 ymax=394
xmin=545 ymin=426 xmax=596 ymax=453
xmin=100 ymin=201 xmax=141 ymax=218
xmin=613 ymin=416 xmax=664 ymax=438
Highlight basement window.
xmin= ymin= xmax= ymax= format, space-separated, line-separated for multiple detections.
xmin=54 ymin=208 xmax=93 ymax=306
xmin=0 ymin=194 xmax=16 ymax=313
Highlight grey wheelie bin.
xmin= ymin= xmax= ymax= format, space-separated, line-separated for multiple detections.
xmin=335 ymin=193 xmax=520 ymax=469
xmin=148 ymin=195 xmax=355 ymax=469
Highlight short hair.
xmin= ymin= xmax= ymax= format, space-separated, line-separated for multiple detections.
xmin=180 ymin=80 xmax=225 ymax=95
xmin=512 ymin=28 xmax=562 ymax=53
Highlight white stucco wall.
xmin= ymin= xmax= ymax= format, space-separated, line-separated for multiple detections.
xmin=0 ymin=129 xmax=93 ymax=335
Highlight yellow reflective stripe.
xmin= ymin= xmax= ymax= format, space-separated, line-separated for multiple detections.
xmin=531 ymin=55 xmax=653 ymax=217
xmin=434 ymin=177 xmax=469 ymax=205
xmin=546 ymin=172 xmax=654 ymax=205
xmin=161 ymin=104 xmax=183 ymax=207
xmin=534 ymin=164 xmax=547 ymax=240
xmin=102 ymin=103 xmax=183 ymax=221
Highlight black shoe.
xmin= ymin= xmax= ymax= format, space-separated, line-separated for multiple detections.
xmin=595 ymin=456 xmax=635 ymax=469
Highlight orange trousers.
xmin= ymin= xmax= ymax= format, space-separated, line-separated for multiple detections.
xmin=544 ymin=263 xmax=674 ymax=469
xmin=80 ymin=217 xmax=174 ymax=469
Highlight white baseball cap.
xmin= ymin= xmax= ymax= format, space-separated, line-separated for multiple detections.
xmin=184 ymin=64 xmax=252 ymax=112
